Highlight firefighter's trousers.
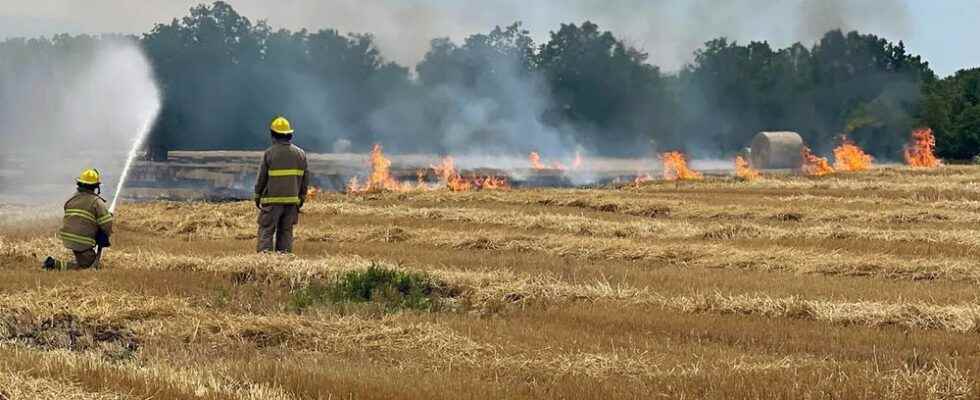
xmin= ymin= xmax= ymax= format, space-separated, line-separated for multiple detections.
xmin=53 ymin=249 xmax=98 ymax=270
xmin=257 ymin=205 xmax=299 ymax=253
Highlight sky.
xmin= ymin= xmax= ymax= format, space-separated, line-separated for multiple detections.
xmin=0 ymin=0 xmax=976 ymax=77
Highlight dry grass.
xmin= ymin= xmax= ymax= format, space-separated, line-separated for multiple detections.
xmin=0 ymin=368 xmax=136 ymax=400
xmin=5 ymin=166 xmax=980 ymax=399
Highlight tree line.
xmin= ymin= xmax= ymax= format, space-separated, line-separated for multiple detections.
xmin=1 ymin=1 xmax=976 ymax=160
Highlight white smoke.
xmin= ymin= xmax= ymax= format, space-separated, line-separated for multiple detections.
xmin=0 ymin=37 xmax=161 ymax=203
xmin=362 ymin=45 xmax=581 ymax=165
xmin=239 ymin=0 xmax=913 ymax=72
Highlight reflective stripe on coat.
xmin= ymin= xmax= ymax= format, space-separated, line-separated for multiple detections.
xmin=255 ymin=140 xmax=309 ymax=205
xmin=60 ymin=190 xmax=112 ymax=251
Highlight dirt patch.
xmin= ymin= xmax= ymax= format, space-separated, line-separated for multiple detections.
xmin=0 ymin=310 xmax=140 ymax=360
xmin=454 ymin=237 xmax=500 ymax=251
xmin=771 ymin=212 xmax=804 ymax=222
xmin=702 ymin=225 xmax=764 ymax=241
xmin=887 ymin=212 xmax=951 ymax=224
xmin=630 ymin=206 xmax=670 ymax=219
xmin=238 ymin=326 xmax=291 ymax=348
xmin=594 ymin=203 xmax=620 ymax=213
xmin=654 ymin=249 xmax=702 ymax=265
xmin=539 ymin=197 xmax=671 ymax=218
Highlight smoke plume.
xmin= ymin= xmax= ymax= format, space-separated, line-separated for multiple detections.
xmin=0 ymin=36 xmax=161 ymax=202
xmin=0 ymin=0 xmax=921 ymax=168
xmin=240 ymin=0 xmax=913 ymax=71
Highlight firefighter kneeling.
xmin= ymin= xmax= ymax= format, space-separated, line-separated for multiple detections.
xmin=43 ymin=168 xmax=113 ymax=270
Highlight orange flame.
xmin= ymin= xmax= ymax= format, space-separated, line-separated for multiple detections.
xmin=735 ymin=156 xmax=760 ymax=181
xmin=347 ymin=144 xmax=413 ymax=193
xmin=431 ymin=156 xmax=473 ymax=192
xmin=904 ymin=128 xmax=941 ymax=168
xmin=832 ymin=136 xmax=874 ymax=172
xmin=477 ymin=175 xmax=509 ymax=190
xmin=801 ymin=146 xmax=833 ymax=176
xmin=529 ymin=151 xmax=579 ymax=171
xmin=431 ymin=156 xmax=509 ymax=192
xmin=529 ymin=152 xmax=546 ymax=170
xmin=661 ymin=151 xmax=703 ymax=181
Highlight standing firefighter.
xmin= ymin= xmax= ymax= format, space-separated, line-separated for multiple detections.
xmin=43 ymin=169 xmax=113 ymax=270
xmin=255 ymin=116 xmax=309 ymax=253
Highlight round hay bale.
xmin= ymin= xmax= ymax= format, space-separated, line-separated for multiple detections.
xmin=750 ymin=131 xmax=803 ymax=169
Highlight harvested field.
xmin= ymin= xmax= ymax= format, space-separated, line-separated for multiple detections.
xmin=3 ymin=166 xmax=980 ymax=399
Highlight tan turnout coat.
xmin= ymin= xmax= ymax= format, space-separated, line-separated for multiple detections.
xmin=255 ymin=140 xmax=309 ymax=205
xmin=59 ymin=190 xmax=113 ymax=251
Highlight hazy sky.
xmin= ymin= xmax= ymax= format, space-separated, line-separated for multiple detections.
xmin=0 ymin=0 xmax=976 ymax=76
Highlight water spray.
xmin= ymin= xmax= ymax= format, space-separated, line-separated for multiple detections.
xmin=109 ymin=116 xmax=156 ymax=213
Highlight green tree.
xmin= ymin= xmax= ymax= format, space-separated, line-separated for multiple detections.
xmin=412 ymin=23 xmax=550 ymax=153
xmin=921 ymin=68 xmax=980 ymax=159
xmin=537 ymin=22 xmax=672 ymax=155
xmin=0 ymin=0 xmax=957 ymax=161
xmin=678 ymin=30 xmax=934 ymax=158
xmin=141 ymin=1 xmax=410 ymax=153
xmin=417 ymin=22 xmax=535 ymax=90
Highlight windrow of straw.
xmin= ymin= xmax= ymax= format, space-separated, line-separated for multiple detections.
xmin=8 ymin=242 xmax=980 ymax=335
xmin=8 ymin=214 xmax=980 ymax=284
xmin=305 ymin=201 xmax=980 ymax=246
xmin=0 ymin=345 xmax=301 ymax=400
xmin=0 ymin=368 xmax=137 ymax=400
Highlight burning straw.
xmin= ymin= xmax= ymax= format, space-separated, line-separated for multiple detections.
xmin=800 ymin=146 xmax=833 ymax=176
xmin=347 ymin=144 xmax=507 ymax=193
xmin=661 ymin=151 xmax=702 ymax=181
xmin=431 ymin=157 xmax=509 ymax=192
xmin=529 ymin=151 xmax=582 ymax=171
xmin=347 ymin=144 xmax=411 ymax=193
xmin=904 ymin=128 xmax=942 ymax=168
xmin=735 ymin=156 xmax=760 ymax=181
xmin=832 ymin=136 xmax=873 ymax=172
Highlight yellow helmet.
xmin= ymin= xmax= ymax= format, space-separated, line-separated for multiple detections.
xmin=77 ymin=168 xmax=101 ymax=185
xmin=270 ymin=116 xmax=294 ymax=135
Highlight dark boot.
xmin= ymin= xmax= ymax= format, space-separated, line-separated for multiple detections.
xmin=42 ymin=257 xmax=56 ymax=270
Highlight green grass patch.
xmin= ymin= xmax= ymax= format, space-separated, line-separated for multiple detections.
xmin=289 ymin=264 xmax=454 ymax=313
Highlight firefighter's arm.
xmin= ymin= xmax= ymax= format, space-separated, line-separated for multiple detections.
xmin=94 ymin=199 xmax=113 ymax=238
xmin=254 ymin=153 xmax=270 ymax=208
xmin=299 ymin=152 xmax=310 ymax=207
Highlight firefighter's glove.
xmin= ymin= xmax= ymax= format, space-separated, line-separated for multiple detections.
xmin=96 ymin=231 xmax=111 ymax=248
